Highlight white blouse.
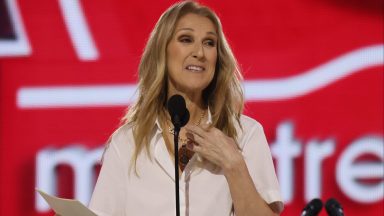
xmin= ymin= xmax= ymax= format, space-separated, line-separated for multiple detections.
xmin=89 ymin=114 xmax=282 ymax=216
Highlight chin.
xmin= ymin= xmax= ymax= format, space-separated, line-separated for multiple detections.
xmin=169 ymin=77 xmax=211 ymax=94
xmin=190 ymin=81 xmax=212 ymax=90
xmin=179 ymin=84 xmax=206 ymax=94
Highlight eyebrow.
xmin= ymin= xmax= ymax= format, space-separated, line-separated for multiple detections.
xmin=175 ymin=28 xmax=217 ymax=37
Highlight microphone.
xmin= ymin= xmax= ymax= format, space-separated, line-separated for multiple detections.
xmin=301 ymin=198 xmax=323 ymax=216
xmin=325 ymin=198 xmax=344 ymax=216
xmin=166 ymin=94 xmax=190 ymax=216
xmin=167 ymin=94 xmax=190 ymax=128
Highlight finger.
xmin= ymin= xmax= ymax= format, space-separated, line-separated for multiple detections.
xmin=188 ymin=141 xmax=203 ymax=153
xmin=189 ymin=133 xmax=207 ymax=147
xmin=185 ymin=125 xmax=207 ymax=139
xmin=187 ymin=139 xmax=194 ymax=150
xmin=186 ymin=132 xmax=194 ymax=141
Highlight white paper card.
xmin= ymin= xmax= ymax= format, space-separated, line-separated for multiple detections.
xmin=36 ymin=189 xmax=97 ymax=216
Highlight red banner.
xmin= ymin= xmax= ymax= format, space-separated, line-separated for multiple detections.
xmin=0 ymin=0 xmax=383 ymax=215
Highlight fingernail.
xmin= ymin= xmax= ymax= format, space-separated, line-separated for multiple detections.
xmin=187 ymin=140 xmax=194 ymax=149
xmin=186 ymin=132 xmax=193 ymax=139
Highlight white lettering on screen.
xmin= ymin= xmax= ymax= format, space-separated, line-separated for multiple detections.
xmin=270 ymin=122 xmax=302 ymax=203
xmin=35 ymin=146 xmax=103 ymax=212
xmin=336 ymin=136 xmax=384 ymax=203
xmin=34 ymin=123 xmax=384 ymax=213
xmin=305 ymin=139 xmax=335 ymax=201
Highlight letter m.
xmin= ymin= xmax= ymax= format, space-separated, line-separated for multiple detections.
xmin=35 ymin=146 xmax=103 ymax=212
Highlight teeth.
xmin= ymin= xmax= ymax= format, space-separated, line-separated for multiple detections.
xmin=186 ymin=65 xmax=204 ymax=71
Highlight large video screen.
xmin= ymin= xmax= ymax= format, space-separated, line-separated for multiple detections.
xmin=0 ymin=0 xmax=383 ymax=215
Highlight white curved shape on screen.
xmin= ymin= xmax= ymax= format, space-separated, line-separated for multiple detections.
xmin=17 ymin=44 xmax=384 ymax=108
xmin=244 ymin=44 xmax=384 ymax=101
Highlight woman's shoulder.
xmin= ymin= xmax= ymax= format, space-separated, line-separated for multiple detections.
xmin=108 ymin=122 xmax=135 ymax=152
xmin=236 ymin=114 xmax=265 ymax=145
xmin=239 ymin=114 xmax=263 ymax=131
xmin=112 ymin=122 xmax=134 ymax=139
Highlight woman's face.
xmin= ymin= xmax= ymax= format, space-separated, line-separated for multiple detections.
xmin=166 ymin=13 xmax=218 ymax=97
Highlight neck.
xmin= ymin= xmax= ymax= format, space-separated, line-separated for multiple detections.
xmin=185 ymin=99 xmax=205 ymax=125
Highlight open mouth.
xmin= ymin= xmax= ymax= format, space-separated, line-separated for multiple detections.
xmin=185 ymin=65 xmax=205 ymax=72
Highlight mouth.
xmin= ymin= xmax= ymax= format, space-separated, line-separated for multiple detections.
xmin=185 ymin=65 xmax=205 ymax=72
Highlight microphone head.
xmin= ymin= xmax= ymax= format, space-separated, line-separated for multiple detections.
xmin=325 ymin=198 xmax=344 ymax=216
xmin=167 ymin=94 xmax=189 ymax=128
xmin=302 ymin=198 xmax=323 ymax=216
xmin=167 ymin=94 xmax=186 ymax=116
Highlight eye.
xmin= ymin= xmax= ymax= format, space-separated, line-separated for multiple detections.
xmin=204 ymin=39 xmax=216 ymax=47
xmin=178 ymin=35 xmax=193 ymax=43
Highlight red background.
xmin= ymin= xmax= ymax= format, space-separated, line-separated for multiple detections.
xmin=0 ymin=0 xmax=383 ymax=215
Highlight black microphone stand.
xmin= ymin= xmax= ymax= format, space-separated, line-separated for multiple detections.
xmin=167 ymin=94 xmax=189 ymax=216
xmin=173 ymin=125 xmax=181 ymax=216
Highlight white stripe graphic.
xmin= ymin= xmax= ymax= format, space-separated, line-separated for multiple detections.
xmin=245 ymin=45 xmax=383 ymax=100
xmin=58 ymin=0 xmax=99 ymax=60
xmin=18 ymin=85 xmax=137 ymax=108
xmin=17 ymin=45 xmax=384 ymax=108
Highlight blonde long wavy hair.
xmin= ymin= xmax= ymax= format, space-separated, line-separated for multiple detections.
xmin=122 ymin=1 xmax=244 ymax=169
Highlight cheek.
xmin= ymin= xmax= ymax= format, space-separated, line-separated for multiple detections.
xmin=208 ymin=52 xmax=218 ymax=75
xmin=166 ymin=48 xmax=177 ymax=74
xmin=208 ymin=50 xmax=218 ymax=66
xmin=208 ymin=52 xmax=217 ymax=84
xmin=167 ymin=45 xmax=184 ymax=70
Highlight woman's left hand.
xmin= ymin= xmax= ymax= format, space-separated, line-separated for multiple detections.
xmin=185 ymin=123 xmax=243 ymax=173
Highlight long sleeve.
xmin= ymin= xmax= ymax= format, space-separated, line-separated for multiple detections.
xmin=88 ymin=139 xmax=126 ymax=216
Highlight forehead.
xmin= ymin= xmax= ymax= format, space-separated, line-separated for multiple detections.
xmin=175 ymin=13 xmax=217 ymax=33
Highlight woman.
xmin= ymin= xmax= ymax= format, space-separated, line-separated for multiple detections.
xmin=89 ymin=1 xmax=284 ymax=215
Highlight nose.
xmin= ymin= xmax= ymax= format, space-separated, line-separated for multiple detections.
xmin=192 ymin=43 xmax=205 ymax=60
